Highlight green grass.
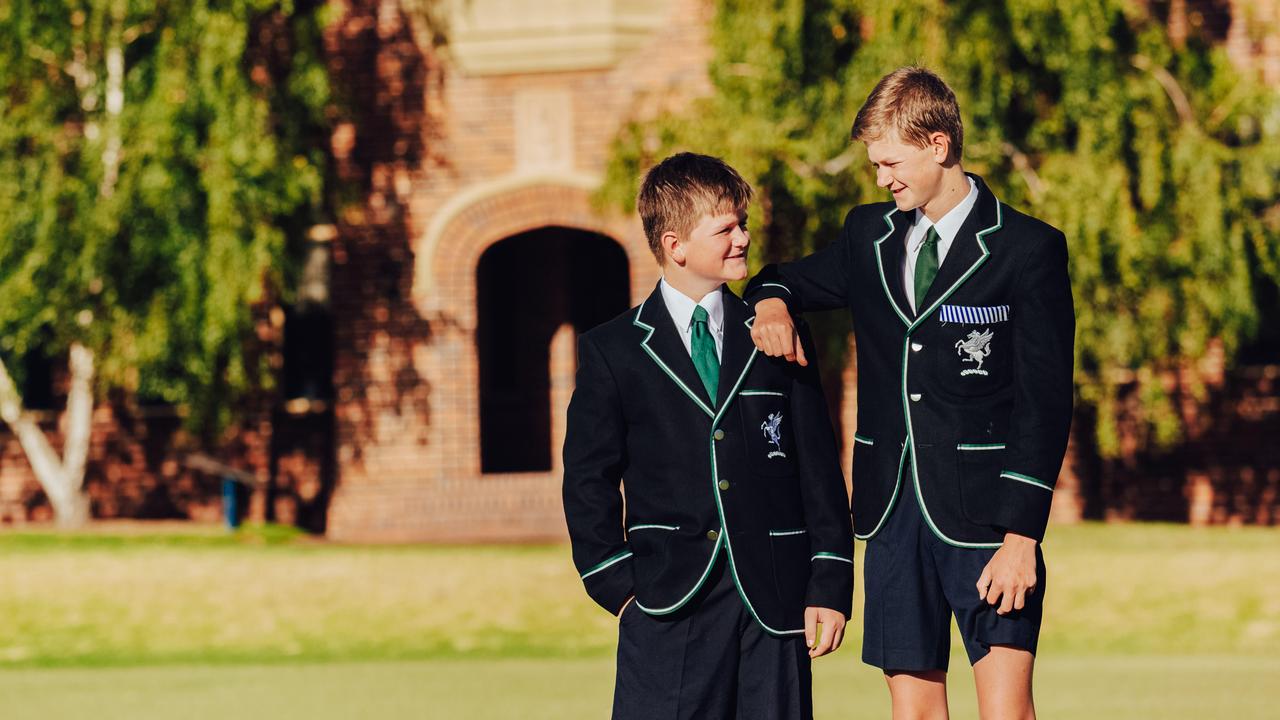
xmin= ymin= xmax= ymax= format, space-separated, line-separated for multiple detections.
xmin=3 ymin=655 xmax=1278 ymax=720
xmin=0 ymin=522 xmax=1275 ymax=666
xmin=0 ymin=522 xmax=1276 ymax=718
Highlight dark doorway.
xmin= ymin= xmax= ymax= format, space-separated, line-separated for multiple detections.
xmin=477 ymin=227 xmax=630 ymax=473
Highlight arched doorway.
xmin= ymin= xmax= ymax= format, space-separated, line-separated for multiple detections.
xmin=476 ymin=226 xmax=630 ymax=473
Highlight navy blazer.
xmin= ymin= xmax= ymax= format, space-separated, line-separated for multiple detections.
xmin=562 ymin=283 xmax=854 ymax=635
xmin=746 ymin=174 xmax=1075 ymax=547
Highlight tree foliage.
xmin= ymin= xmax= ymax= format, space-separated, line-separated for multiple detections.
xmin=602 ymin=0 xmax=1280 ymax=456
xmin=0 ymin=0 xmax=331 ymax=435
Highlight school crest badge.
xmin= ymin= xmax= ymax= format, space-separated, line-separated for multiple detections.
xmin=760 ymin=412 xmax=787 ymax=459
xmin=955 ymin=328 xmax=994 ymax=376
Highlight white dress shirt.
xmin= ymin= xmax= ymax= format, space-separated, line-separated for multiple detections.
xmin=903 ymin=177 xmax=979 ymax=312
xmin=660 ymin=278 xmax=725 ymax=360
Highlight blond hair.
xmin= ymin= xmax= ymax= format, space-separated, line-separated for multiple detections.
xmin=851 ymin=67 xmax=963 ymax=162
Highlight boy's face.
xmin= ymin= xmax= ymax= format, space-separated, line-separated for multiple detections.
xmin=865 ymin=130 xmax=950 ymax=212
xmin=667 ymin=207 xmax=750 ymax=283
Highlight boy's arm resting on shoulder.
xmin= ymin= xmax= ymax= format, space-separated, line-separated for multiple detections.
xmin=995 ymin=230 xmax=1075 ymax=542
xmin=562 ymin=334 xmax=634 ymax=615
xmin=745 ymin=207 xmax=861 ymax=364
xmin=789 ymin=323 xmax=855 ymax=618
xmin=743 ymin=206 xmax=861 ymax=315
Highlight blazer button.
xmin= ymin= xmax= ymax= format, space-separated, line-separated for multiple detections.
xmin=713 ymin=429 xmax=726 ymax=441
xmin=911 ymin=342 xmax=923 ymax=352
xmin=909 ymin=393 xmax=923 ymax=402
xmin=718 ymin=479 xmax=730 ymax=491
xmin=706 ymin=529 xmax=720 ymax=541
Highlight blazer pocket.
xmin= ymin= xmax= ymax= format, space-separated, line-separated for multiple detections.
xmin=933 ymin=322 xmax=1011 ymax=397
xmin=768 ymin=529 xmax=810 ymax=608
xmin=955 ymin=443 xmax=1006 ymax=526
xmin=850 ymin=436 xmax=884 ymax=534
xmin=739 ymin=390 xmax=796 ymax=477
xmin=626 ymin=524 xmax=677 ymax=557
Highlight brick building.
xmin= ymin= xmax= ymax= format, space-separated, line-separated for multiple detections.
xmin=1 ymin=0 xmax=1277 ymax=538
xmin=309 ymin=0 xmax=714 ymax=540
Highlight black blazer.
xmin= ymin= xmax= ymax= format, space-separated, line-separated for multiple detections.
xmin=746 ymin=174 xmax=1074 ymax=547
xmin=562 ymin=283 xmax=854 ymax=635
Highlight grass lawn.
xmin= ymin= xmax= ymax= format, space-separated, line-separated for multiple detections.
xmin=3 ymin=655 xmax=1279 ymax=719
xmin=0 ymin=522 xmax=1276 ymax=718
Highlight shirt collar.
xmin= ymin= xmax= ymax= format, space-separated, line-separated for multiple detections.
xmin=660 ymin=278 xmax=724 ymax=333
xmin=911 ymin=176 xmax=979 ymax=249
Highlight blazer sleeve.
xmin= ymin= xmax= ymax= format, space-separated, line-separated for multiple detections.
xmin=995 ymin=229 xmax=1075 ymax=541
xmin=788 ymin=323 xmax=855 ymax=617
xmin=562 ymin=333 xmax=634 ymax=614
xmin=744 ymin=207 xmax=860 ymax=314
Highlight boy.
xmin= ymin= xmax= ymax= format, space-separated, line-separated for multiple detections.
xmin=746 ymin=68 xmax=1074 ymax=719
xmin=563 ymin=152 xmax=854 ymax=720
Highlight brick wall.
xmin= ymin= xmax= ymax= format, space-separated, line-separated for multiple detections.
xmin=321 ymin=0 xmax=709 ymax=541
xmin=1 ymin=0 xmax=1275 ymax=539
xmin=318 ymin=0 xmax=1280 ymax=540
xmin=1083 ymin=364 xmax=1280 ymax=525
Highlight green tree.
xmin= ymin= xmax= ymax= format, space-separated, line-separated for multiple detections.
xmin=602 ymin=0 xmax=1280 ymax=458
xmin=0 ymin=0 xmax=330 ymax=525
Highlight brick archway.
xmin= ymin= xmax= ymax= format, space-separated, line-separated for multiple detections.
xmin=416 ymin=178 xmax=658 ymax=326
xmin=419 ymin=176 xmax=660 ymax=484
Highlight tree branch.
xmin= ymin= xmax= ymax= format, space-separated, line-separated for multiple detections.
xmin=1132 ymin=54 xmax=1196 ymax=128
xmin=100 ymin=0 xmax=126 ymax=198
xmin=0 ymin=354 xmax=69 ymax=506
xmin=1002 ymin=141 xmax=1045 ymax=201
xmin=782 ymin=146 xmax=860 ymax=180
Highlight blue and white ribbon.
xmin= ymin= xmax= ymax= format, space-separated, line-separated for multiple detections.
xmin=939 ymin=304 xmax=1010 ymax=324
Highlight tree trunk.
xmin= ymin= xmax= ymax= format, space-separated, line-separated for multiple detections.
xmin=0 ymin=343 xmax=97 ymax=527
xmin=100 ymin=0 xmax=125 ymax=199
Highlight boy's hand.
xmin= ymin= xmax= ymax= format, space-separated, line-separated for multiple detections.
xmin=976 ymin=533 xmax=1038 ymax=615
xmin=804 ymin=606 xmax=845 ymax=658
xmin=751 ymin=299 xmax=808 ymax=366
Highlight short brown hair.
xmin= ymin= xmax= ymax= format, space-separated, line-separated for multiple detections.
xmin=637 ymin=152 xmax=753 ymax=264
xmin=851 ymin=66 xmax=963 ymax=162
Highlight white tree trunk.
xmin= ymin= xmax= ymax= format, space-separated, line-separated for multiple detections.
xmin=0 ymin=2 xmax=127 ymax=528
xmin=99 ymin=0 xmax=125 ymax=198
xmin=0 ymin=343 xmax=96 ymax=527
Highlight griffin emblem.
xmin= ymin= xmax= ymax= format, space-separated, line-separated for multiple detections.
xmin=760 ymin=412 xmax=787 ymax=459
xmin=955 ymin=328 xmax=994 ymax=376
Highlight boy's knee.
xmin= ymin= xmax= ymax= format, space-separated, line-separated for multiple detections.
xmin=884 ymin=670 xmax=948 ymax=720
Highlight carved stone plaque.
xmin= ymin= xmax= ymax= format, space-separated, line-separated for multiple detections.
xmin=514 ymin=88 xmax=573 ymax=173
xmin=446 ymin=0 xmax=671 ymax=75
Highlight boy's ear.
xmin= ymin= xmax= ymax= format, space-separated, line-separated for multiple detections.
xmin=928 ymin=131 xmax=951 ymax=164
xmin=662 ymin=230 xmax=685 ymax=266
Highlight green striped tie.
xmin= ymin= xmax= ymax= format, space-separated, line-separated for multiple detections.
xmin=691 ymin=305 xmax=720 ymax=405
xmin=914 ymin=226 xmax=941 ymax=311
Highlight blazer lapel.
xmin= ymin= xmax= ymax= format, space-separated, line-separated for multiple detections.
xmin=872 ymin=208 xmax=914 ymax=326
xmin=633 ymin=282 xmax=716 ymax=418
xmin=912 ymin=174 xmax=1001 ymax=329
xmin=714 ymin=287 xmax=758 ymax=413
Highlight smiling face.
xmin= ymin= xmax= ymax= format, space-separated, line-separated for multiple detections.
xmin=665 ymin=206 xmax=750 ymax=285
xmin=865 ymin=130 xmax=951 ymax=214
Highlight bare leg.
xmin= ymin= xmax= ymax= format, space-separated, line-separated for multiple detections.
xmin=972 ymin=645 xmax=1035 ymax=720
xmin=884 ymin=670 xmax=949 ymax=720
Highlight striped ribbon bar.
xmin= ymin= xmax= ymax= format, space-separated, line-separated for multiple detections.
xmin=939 ymin=304 xmax=1010 ymax=324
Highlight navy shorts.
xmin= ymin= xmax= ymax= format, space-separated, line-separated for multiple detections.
xmin=861 ymin=470 xmax=1046 ymax=672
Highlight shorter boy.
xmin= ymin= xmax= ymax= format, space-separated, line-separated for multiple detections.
xmin=563 ymin=152 xmax=854 ymax=720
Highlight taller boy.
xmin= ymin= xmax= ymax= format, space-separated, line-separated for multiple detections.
xmin=747 ymin=68 xmax=1074 ymax=718
xmin=563 ymin=153 xmax=854 ymax=719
